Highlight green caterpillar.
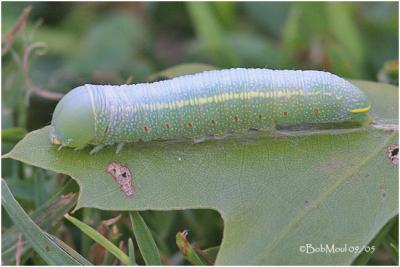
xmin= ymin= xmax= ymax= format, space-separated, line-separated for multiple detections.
xmin=49 ymin=68 xmax=371 ymax=154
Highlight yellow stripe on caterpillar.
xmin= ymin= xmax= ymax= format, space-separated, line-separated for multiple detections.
xmin=349 ymin=104 xmax=371 ymax=113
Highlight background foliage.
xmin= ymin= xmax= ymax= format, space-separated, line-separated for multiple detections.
xmin=1 ymin=2 xmax=398 ymax=265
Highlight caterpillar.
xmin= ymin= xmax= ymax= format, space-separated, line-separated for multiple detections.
xmin=49 ymin=68 xmax=371 ymax=154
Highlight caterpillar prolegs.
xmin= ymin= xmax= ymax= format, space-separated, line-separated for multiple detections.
xmin=49 ymin=68 xmax=371 ymax=154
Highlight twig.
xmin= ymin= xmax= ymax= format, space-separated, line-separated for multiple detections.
xmin=101 ymin=214 xmax=122 ymax=227
xmin=5 ymin=14 xmax=52 ymax=101
xmin=15 ymin=233 xmax=24 ymax=265
xmin=28 ymin=18 xmax=43 ymax=44
xmin=22 ymin=42 xmax=48 ymax=72
xmin=20 ymin=42 xmax=64 ymax=101
xmin=2 ymin=6 xmax=32 ymax=56
xmin=31 ymin=89 xmax=64 ymax=101
xmin=125 ymin=75 xmax=133 ymax=84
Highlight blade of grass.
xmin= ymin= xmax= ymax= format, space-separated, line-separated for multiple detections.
xmin=4 ymin=177 xmax=35 ymax=200
xmin=1 ymin=127 xmax=28 ymax=143
xmin=389 ymin=243 xmax=398 ymax=262
xmin=2 ymin=179 xmax=78 ymax=265
xmin=102 ymin=250 xmax=113 ymax=265
xmin=64 ymin=213 xmax=129 ymax=265
xmin=212 ymin=2 xmax=236 ymax=29
xmin=33 ymin=169 xmax=48 ymax=207
xmin=1 ymin=178 xmax=90 ymax=265
xmin=281 ymin=6 xmax=303 ymax=65
xmin=43 ymin=231 xmax=94 ymax=265
xmin=383 ymin=235 xmax=399 ymax=264
xmin=81 ymin=208 xmax=93 ymax=257
xmin=176 ymin=230 xmax=207 ymax=265
xmin=129 ymin=211 xmax=162 ymax=265
xmin=186 ymin=2 xmax=239 ymax=66
xmin=128 ymin=238 xmax=137 ymax=265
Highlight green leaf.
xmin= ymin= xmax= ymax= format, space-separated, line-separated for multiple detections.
xmin=1 ymin=127 xmax=27 ymax=144
xmin=146 ymin=63 xmax=218 ymax=82
xmin=67 ymin=12 xmax=149 ymax=76
xmin=64 ymin=214 xmax=129 ymax=265
xmin=1 ymin=179 xmax=90 ymax=265
xmin=226 ymin=33 xmax=281 ymax=67
xmin=212 ymin=2 xmax=237 ymax=29
xmin=186 ymin=2 xmax=239 ymax=66
xmin=325 ymin=3 xmax=365 ymax=77
xmin=128 ymin=238 xmax=137 ymax=266
xmin=281 ymin=6 xmax=304 ymax=65
xmin=129 ymin=211 xmax=162 ymax=265
xmin=176 ymin=230 xmax=208 ymax=265
xmin=4 ymin=80 xmax=398 ymax=264
xmin=242 ymin=2 xmax=290 ymax=37
xmin=1 ymin=179 xmax=78 ymax=265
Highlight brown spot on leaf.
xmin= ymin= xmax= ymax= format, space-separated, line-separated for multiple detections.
xmin=387 ymin=144 xmax=399 ymax=165
xmin=106 ymin=162 xmax=134 ymax=197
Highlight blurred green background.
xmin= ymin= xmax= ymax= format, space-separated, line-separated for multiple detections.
xmin=1 ymin=2 xmax=398 ymax=265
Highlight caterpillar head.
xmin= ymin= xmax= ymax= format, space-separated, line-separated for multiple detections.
xmin=50 ymin=85 xmax=95 ymax=149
